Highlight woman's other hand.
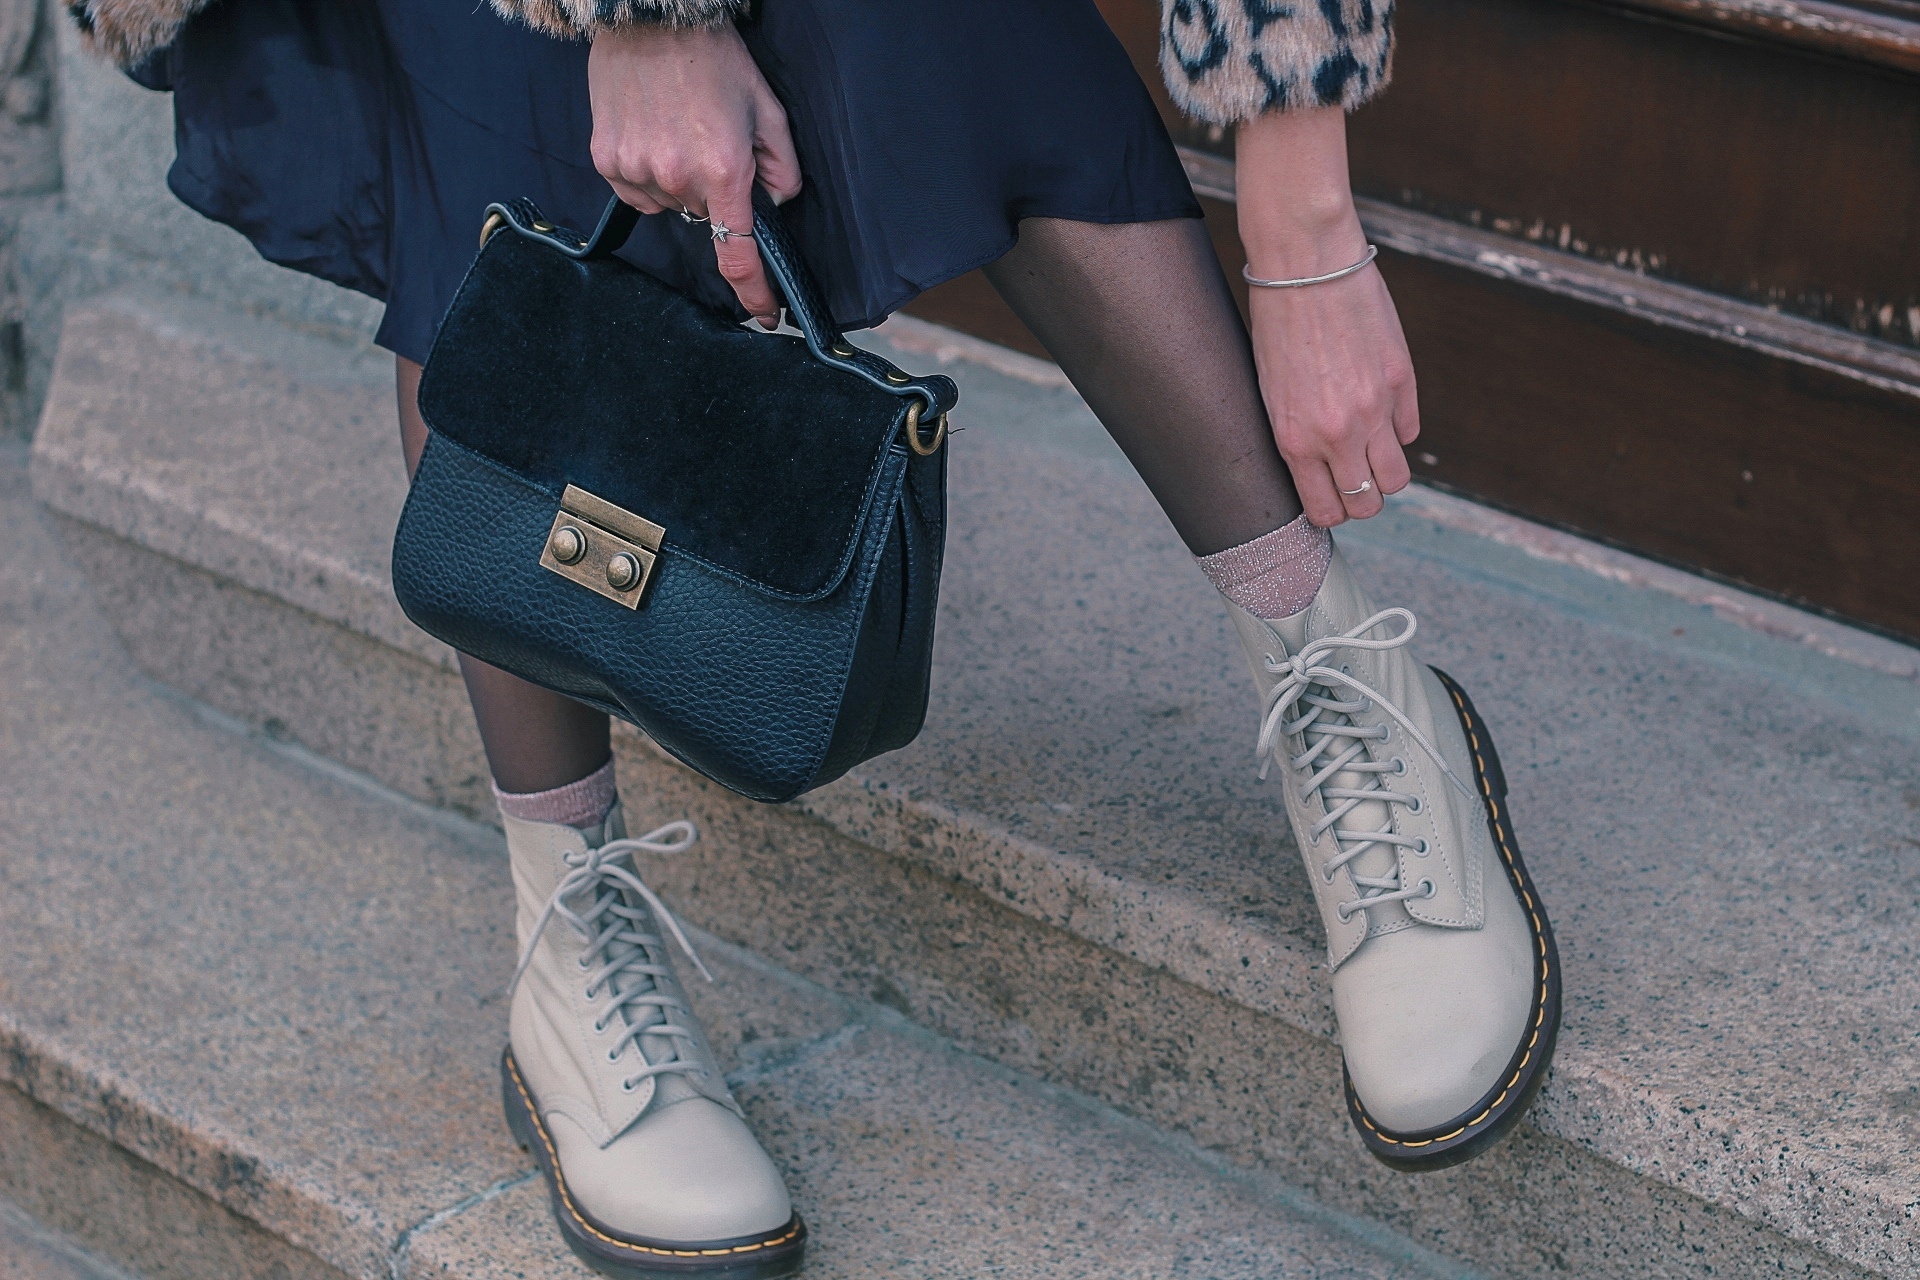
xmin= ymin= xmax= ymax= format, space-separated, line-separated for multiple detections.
xmin=1236 ymin=106 xmax=1418 ymax=527
xmin=587 ymin=24 xmax=802 ymax=326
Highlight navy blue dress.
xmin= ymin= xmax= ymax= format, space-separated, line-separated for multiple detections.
xmin=144 ymin=0 xmax=1201 ymax=365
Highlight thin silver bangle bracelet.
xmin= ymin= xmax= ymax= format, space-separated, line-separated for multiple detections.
xmin=1242 ymin=244 xmax=1379 ymax=289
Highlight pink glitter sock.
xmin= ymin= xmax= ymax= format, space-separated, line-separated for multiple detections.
xmin=493 ymin=757 xmax=619 ymax=829
xmin=1195 ymin=513 xmax=1333 ymax=620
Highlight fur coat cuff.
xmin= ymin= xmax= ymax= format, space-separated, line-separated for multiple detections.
xmin=1159 ymin=0 xmax=1395 ymax=126
xmin=64 ymin=0 xmax=745 ymax=66
xmin=486 ymin=0 xmax=747 ymax=40
xmin=66 ymin=0 xmax=212 ymax=67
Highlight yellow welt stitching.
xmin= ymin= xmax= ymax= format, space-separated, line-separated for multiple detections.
xmin=1355 ymin=678 xmax=1550 ymax=1152
xmin=506 ymin=1053 xmax=801 ymax=1258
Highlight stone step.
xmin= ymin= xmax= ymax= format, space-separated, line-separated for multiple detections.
xmin=27 ymin=293 xmax=1920 ymax=1279
xmin=0 ymin=1198 xmax=142 ymax=1280
xmin=0 ymin=437 xmax=1456 ymax=1280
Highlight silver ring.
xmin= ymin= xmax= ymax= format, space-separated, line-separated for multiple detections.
xmin=678 ymin=206 xmax=708 ymax=225
xmin=709 ymin=219 xmax=753 ymax=244
xmin=1339 ymin=479 xmax=1374 ymax=497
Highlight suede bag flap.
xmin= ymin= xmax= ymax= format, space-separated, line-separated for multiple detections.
xmin=418 ymin=230 xmax=910 ymax=602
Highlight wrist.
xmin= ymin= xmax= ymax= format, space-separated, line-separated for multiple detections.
xmin=1238 ymin=203 xmax=1368 ymax=281
xmin=591 ymin=19 xmax=731 ymax=52
xmin=1234 ymin=107 xmax=1368 ymax=278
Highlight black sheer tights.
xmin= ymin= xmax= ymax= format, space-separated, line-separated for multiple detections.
xmin=981 ymin=215 xmax=1303 ymax=555
xmin=397 ymin=360 xmax=613 ymax=794
xmin=397 ymin=214 xmax=1299 ymax=793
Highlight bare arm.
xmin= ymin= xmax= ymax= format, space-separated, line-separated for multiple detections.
xmin=1236 ymin=107 xmax=1418 ymax=527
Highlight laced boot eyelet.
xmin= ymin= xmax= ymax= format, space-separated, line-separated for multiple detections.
xmin=620 ymin=1079 xmax=637 ymax=1092
xmin=1414 ymin=838 xmax=1431 ymax=857
xmin=1391 ymin=758 xmax=1407 ymax=775
xmin=1406 ymin=795 xmax=1424 ymax=814
xmin=1420 ymin=879 xmax=1437 ymax=898
xmin=592 ymin=1017 xmax=606 ymax=1034
xmin=1335 ymin=903 xmax=1356 ymax=922
xmin=607 ymin=1048 xmax=621 ymax=1063
xmin=577 ymin=955 xmax=591 ymax=969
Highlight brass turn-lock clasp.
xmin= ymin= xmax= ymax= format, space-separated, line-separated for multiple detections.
xmin=539 ymin=485 xmax=665 ymax=609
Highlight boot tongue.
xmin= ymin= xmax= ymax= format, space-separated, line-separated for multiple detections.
xmin=579 ymin=807 xmax=705 ymax=1109
xmin=1268 ymin=608 xmax=1409 ymax=932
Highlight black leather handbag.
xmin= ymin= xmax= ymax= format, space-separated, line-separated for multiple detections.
xmin=391 ymin=192 xmax=959 ymax=804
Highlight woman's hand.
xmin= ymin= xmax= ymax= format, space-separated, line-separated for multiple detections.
xmin=1236 ymin=107 xmax=1418 ymax=527
xmin=587 ymin=23 xmax=803 ymax=326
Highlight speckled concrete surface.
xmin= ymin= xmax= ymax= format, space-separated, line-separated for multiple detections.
xmin=0 ymin=441 xmax=1454 ymax=1279
xmin=407 ymin=998 xmax=1445 ymax=1280
xmin=27 ymin=302 xmax=1920 ymax=1275
xmin=0 ymin=1085 xmax=343 ymax=1280
xmin=0 ymin=1195 xmax=143 ymax=1280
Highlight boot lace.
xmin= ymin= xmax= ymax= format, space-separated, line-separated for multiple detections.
xmin=507 ymin=820 xmax=716 ymax=1091
xmin=1255 ymin=609 xmax=1478 ymax=923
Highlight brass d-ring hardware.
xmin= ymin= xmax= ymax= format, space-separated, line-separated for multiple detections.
xmin=904 ymin=400 xmax=946 ymax=456
xmin=479 ymin=211 xmax=506 ymax=249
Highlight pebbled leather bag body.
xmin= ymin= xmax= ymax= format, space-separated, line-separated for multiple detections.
xmin=392 ymin=192 xmax=959 ymax=804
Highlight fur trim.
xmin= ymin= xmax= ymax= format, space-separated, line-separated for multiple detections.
xmin=1160 ymin=0 xmax=1394 ymax=126
xmin=487 ymin=0 xmax=748 ymax=40
xmin=65 ymin=0 xmax=212 ymax=67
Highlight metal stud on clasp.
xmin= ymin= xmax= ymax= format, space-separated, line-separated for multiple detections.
xmin=549 ymin=525 xmax=587 ymax=565
xmin=539 ymin=486 xmax=665 ymax=609
xmin=606 ymin=554 xmax=643 ymax=592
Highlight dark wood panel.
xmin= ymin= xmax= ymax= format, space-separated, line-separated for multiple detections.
xmin=1348 ymin=0 xmax=1920 ymax=345
xmin=1599 ymin=0 xmax=1920 ymax=75
xmin=1382 ymin=250 xmax=1920 ymax=639
xmin=906 ymin=196 xmax=1920 ymax=641
xmin=1096 ymin=0 xmax=1920 ymax=347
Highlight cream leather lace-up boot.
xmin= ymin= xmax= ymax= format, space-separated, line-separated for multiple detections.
xmin=1225 ymin=546 xmax=1561 ymax=1170
xmin=502 ymin=804 xmax=805 ymax=1277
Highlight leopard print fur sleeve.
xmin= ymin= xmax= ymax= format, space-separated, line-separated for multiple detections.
xmin=1160 ymin=0 xmax=1395 ymax=125
xmin=484 ymin=0 xmax=744 ymax=41
xmin=64 ymin=0 xmax=742 ymax=65
xmin=69 ymin=0 xmax=1388 ymax=127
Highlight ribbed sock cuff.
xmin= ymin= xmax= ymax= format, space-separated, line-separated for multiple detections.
xmin=1195 ymin=513 xmax=1333 ymax=620
xmin=492 ymin=757 xmax=618 ymax=829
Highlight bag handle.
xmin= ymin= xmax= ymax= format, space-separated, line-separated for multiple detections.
xmin=483 ymin=192 xmax=960 ymax=430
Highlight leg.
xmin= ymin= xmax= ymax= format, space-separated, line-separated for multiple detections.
xmin=400 ymin=359 xmax=800 ymax=1255
xmin=981 ymin=216 xmax=1300 ymax=555
xmin=986 ymin=218 xmax=1559 ymax=1170
xmin=396 ymin=358 xmax=610 ymax=794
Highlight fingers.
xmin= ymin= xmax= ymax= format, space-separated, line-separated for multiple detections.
xmin=751 ymin=82 xmax=804 ymax=205
xmin=1391 ymin=362 xmax=1421 ymax=447
xmin=1367 ymin=426 xmax=1413 ymax=497
xmin=1329 ymin=453 xmax=1386 ymax=521
xmin=1292 ymin=461 xmax=1349 ymax=529
xmin=584 ymin=23 xmax=791 ymax=323
xmin=707 ymin=189 xmax=781 ymax=326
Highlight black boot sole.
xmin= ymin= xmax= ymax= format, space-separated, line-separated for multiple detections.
xmin=501 ymin=1047 xmax=808 ymax=1278
xmin=1342 ymin=667 xmax=1564 ymax=1173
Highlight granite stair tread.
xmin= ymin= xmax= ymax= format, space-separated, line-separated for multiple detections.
xmin=0 ymin=1199 xmax=140 ymax=1280
xmin=26 ymin=294 xmax=1920 ymax=1277
xmin=0 ymin=437 xmax=1455 ymax=1279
